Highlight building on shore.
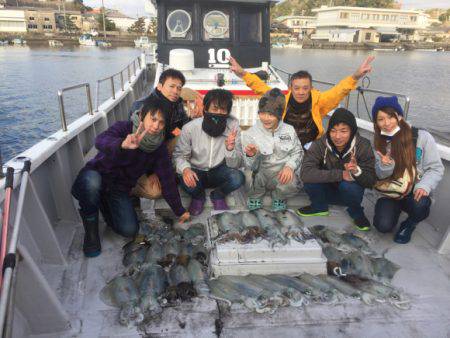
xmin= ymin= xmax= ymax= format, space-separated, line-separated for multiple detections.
xmin=311 ymin=5 xmax=430 ymax=42
xmin=0 ymin=9 xmax=27 ymax=32
xmin=25 ymin=8 xmax=56 ymax=33
xmin=106 ymin=9 xmax=136 ymax=32
xmin=274 ymin=15 xmax=316 ymax=38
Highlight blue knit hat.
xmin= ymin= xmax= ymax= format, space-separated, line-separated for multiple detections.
xmin=371 ymin=96 xmax=404 ymax=121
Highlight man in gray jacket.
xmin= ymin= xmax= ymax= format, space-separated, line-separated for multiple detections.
xmin=298 ymin=108 xmax=376 ymax=231
xmin=226 ymin=88 xmax=303 ymax=211
xmin=173 ymin=89 xmax=245 ymax=216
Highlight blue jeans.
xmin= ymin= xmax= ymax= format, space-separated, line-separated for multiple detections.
xmin=178 ymin=163 xmax=245 ymax=200
xmin=373 ymin=193 xmax=431 ymax=233
xmin=71 ymin=169 xmax=138 ymax=238
xmin=303 ymin=181 xmax=365 ymax=220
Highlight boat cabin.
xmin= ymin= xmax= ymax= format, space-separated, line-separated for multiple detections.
xmin=155 ymin=0 xmax=273 ymax=68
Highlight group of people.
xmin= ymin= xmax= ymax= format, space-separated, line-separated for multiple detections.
xmin=71 ymin=56 xmax=444 ymax=258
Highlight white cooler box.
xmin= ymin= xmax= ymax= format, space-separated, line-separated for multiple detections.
xmin=206 ymin=210 xmax=327 ymax=277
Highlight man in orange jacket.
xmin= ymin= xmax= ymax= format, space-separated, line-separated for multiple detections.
xmin=229 ymin=56 xmax=375 ymax=149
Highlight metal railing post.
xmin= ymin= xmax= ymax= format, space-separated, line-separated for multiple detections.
xmin=404 ymin=97 xmax=410 ymax=119
xmin=57 ymin=90 xmax=68 ymax=132
xmin=86 ymin=84 xmax=93 ymax=115
xmin=110 ymin=76 xmax=116 ymax=100
xmin=120 ymin=71 xmax=124 ymax=91
xmin=133 ymin=60 xmax=136 ymax=75
xmin=127 ymin=65 xmax=131 ymax=83
xmin=344 ymin=95 xmax=350 ymax=109
xmin=96 ymin=80 xmax=100 ymax=112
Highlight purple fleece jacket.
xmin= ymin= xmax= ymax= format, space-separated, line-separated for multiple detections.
xmin=85 ymin=121 xmax=185 ymax=216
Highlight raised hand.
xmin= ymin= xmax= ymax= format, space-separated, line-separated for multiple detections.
xmin=376 ymin=150 xmax=394 ymax=166
xmin=228 ymin=56 xmax=246 ymax=78
xmin=344 ymin=149 xmax=359 ymax=174
xmin=277 ymin=166 xmax=294 ymax=185
xmin=244 ymin=144 xmax=258 ymax=157
xmin=225 ymin=128 xmax=238 ymax=151
xmin=121 ymin=122 xmax=148 ymax=149
xmin=182 ymin=168 xmax=199 ymax=188
xmin=353 ymin=56 xmax=375 ymax=80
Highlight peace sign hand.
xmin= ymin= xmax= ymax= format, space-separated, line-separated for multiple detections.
xmin=228 ymin=56 xmax=246 ymax=78
xmin=122 ymin=122 xmax=148 ymax=150
xmin=376 ymin=150 xmax=394 ymax=166
xmin=225 ymin=128 xmax=238 ymax=151
xmin=353 ymin=56 xmax=375 ymax=80
xmin=344 ymin=149 xmax=358 ymax=174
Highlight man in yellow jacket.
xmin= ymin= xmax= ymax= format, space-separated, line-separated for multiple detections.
xmin=229 ymin=56 xmax=375 ymax=149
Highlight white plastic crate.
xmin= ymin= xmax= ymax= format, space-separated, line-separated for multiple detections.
xmin=207 ymin=210 xmax=327 ymax=277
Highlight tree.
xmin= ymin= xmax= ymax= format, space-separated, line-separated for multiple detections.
xmin=96 ymin=14 xmax=116 ymax=31
xmin=64 ymin=15 xmax=79 ymax=32
xmin=438 ymin=10 xmax=450 ymax=23
xmin=147 ymin=18 xmax=157 ymax=36
xmin=128 ymin=17 xmax=146 ymax=34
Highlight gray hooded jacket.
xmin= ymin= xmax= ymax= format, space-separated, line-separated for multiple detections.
xmin=375 ymin=129 xmax=444 ymax=194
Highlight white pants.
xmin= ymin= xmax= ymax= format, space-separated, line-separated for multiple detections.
xmin=245 ymin=168 xmax=299 ymax=200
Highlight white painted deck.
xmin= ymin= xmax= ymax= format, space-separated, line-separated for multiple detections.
xmin=39 ymin=191 xmax=450 ymax=338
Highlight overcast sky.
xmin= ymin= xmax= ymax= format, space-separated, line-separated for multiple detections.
xmin=83 ymin=0 xmax=449 ymax=18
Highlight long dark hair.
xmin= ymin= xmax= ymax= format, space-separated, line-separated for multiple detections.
xmin=374 ymin=107 xmax=415 ymax=180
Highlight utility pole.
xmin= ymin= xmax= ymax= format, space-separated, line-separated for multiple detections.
xmin=62 ymin=0 xmax=67 ymax=33
xmin=102 ymin=0 xmax=106 ymax=39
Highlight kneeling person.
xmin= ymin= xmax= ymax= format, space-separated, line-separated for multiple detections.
xmin=226 ymin=88 xmax=303 ymax=211
xmin=174 ymin=89 xmax=245 ymax=216
xmin=297 ymin=108 xmax=376 ymax=231
xmin=72 ymin=100 xmax=189 ymax=258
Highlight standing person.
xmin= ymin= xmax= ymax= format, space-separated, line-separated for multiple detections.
xmin=72 ymin=99 xmax=189 ymax=258
xmin=173 ymin=89 xmax=245 ymax=216
xmin=229 ymin=56 xmax=375 ymax=149
xmin=297 ymin=108 xmax=376 ymax=231
xmin=225 ymin=88 xmax=303 ymax=211
xmin=372 ymin=96 xmax=444 ymax=244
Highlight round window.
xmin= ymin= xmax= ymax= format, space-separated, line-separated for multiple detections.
xmin=203 ymin=10 xmax=229 ymax=39
xmin=166 ymin=9 xmax=192 ymax=38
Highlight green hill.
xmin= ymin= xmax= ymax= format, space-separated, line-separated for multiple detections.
xmin=272 ymin=0 xmax=396 ymax=18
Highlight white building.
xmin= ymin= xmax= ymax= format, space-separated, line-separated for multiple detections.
xmin=0 ymin=9 xmax=27 ymax=33
xmin=311 ymin=6 xmax=430 ymax=42
xmin=107 ymin=10 xmax=137 ymax=32
xmin=275 ymin=15 xmax=317 ymax=33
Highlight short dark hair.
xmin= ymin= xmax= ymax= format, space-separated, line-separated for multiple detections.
xmin=203 ymin=89 xmax=234 ymax=114
xmin=158 ymin=68 xmax=186 ymax=86
xmin=140 ymin=97 xmax=165 ymax=123
xmin=289 ymin=70 xmax=312 ymax=86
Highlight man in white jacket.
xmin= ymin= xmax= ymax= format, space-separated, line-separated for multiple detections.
xmin=173 ymin=89 xmax=245 ymax=216
xmin=226 ymin=88 xmax=303 ymax=211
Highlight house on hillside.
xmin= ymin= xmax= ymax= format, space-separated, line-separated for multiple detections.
xmin=311 ymin=5 xmax=430 ymax=42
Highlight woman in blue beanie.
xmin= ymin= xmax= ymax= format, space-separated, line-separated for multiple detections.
xmin=372 ymin=96 xmax=444 ymax=244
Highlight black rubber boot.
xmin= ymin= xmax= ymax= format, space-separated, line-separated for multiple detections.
xmin=81 ymin=213 xmax=101 ymax=257
xmin=394 ymin=221 xmax=416 ymax=244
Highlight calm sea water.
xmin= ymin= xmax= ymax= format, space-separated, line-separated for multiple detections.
xmin=1 ymin=46 xmax=449 ymax=162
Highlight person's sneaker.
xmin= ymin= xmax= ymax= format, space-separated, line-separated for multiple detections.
xmin=189 ymin=198 xmax=205 ymax=216
xmin=272 ymin=199 xmax=287 ymax=212
xmin=247 ymin=198 xmax=262 ymax=211
xmin=296 ymin=205 xmax=329 ymax=217
xmin=211 ymin=198 xmax=229 ymax=211
xmin=394 ymin=221 xmax=416 ymax=244
xmin=354 ymin=215 xmax=371 ymax=231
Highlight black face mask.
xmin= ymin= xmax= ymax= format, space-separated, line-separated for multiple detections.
xmin=202 ymin=112 xmax=228 ymax=137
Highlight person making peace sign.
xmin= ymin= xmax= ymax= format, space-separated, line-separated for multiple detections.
xmin=72 ymin=98 xmax=189 ymax=258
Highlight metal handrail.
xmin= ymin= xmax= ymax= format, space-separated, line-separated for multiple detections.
xmin=57 ymin=83 xmax=93 ymax=132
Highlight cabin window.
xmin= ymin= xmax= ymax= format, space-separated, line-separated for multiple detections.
xmin=239 ymin=10 xmax=262 ymax=43
xmin=166 ymin=8 xmax=192 ymax=40
xmin=27 ymin=24 xmax=38 ymax=29
xmin=203 ymin=9 xmax=230 ymax=41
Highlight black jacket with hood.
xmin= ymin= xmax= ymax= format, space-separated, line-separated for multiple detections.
xmin=301 ymin=108 xmax=376 ymax=189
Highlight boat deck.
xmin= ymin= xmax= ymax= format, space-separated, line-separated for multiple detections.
xmin=37 ymin=190 xmax=450 ymax=338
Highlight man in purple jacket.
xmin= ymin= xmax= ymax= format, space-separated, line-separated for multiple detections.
xmin=72 ymin=98 xmax=190 ymax=257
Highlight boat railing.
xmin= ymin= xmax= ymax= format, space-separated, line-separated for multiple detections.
xmin=57 ymin=83 xmax=94 ymax=132
xmin=95 ymin=56 xmax=142 ymax=111
xmin=271 ymin=65 xmax=411 ymax=121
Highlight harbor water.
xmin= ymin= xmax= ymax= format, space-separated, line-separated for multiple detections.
xmin=0 ymin=46 xmax=449 ymax=162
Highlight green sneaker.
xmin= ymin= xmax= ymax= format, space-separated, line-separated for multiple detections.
xmin=272 ymin=199 xmax=287 ymax=212
xmin=247 ymin=198 xmax=262 ymax=211
xmin=296 ymin=205 xmax=329 ymax=217
xmin=354 ymin=215 xmax=371 ymax=231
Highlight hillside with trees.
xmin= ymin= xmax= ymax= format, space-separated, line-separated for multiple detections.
xmin=272 ymin=0 xmax=396 ymax=18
